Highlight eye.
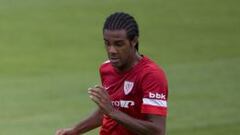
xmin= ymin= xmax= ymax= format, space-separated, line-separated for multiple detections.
xmin=114 ymin=42 xmax=123 ymax=47
xmin=115 ymin=43 xmax=122 ymax=47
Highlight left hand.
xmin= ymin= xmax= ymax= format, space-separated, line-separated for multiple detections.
xmin=88 ymin=85 xmax=115 ymax=115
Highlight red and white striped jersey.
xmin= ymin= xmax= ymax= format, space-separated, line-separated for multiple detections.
xmin=99 ymin=56 xmax=168 ymax=135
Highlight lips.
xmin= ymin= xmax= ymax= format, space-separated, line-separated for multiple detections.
xmin=110 ymin=58 xmax=120 ymax=63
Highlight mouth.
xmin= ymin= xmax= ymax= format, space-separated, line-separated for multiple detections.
xmin=109 ymin=58 xmax=120 ymax=63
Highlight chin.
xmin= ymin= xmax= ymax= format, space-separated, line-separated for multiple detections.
xmin=111 ymin=63 xmax=122 ymax=69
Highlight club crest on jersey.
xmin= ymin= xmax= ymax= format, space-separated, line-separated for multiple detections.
xmin=124 ymin=81 xmax=134 ymax=95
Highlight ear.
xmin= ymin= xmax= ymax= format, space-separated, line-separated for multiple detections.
xmin=131 ymin=36 xmax=138 ymax=47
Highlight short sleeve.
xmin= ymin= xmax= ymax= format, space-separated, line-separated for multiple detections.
xmin=141 ymin=70 xmax=168 ymax=116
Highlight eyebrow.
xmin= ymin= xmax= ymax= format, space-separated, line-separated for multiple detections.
xmin=103 ymin=39 xmax=124 ymax=42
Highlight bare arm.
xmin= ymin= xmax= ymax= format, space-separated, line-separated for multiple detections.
xmin=73 ymin=108 xmax=103 ymax=134
xmin=56 ymin=108 xmax=103 ymax=135
xmin=89 ymin=85 xmax=166 ymax=135
xmin=109 ymin=110 xmax=166 ymax=135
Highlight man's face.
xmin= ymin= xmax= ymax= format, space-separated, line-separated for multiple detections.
xmin=103 ymin=29 xmax=136 ymax=71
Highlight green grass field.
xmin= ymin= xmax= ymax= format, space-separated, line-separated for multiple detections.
xmin=0 ymin=0 xmax=240 ymax=134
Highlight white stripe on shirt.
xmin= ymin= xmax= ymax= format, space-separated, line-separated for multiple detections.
xmin=142 ymin=98 xmax=167 ymax=107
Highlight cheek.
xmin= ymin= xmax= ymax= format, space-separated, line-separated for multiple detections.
xmin=120 ymin=47 xmax=131 ymax=59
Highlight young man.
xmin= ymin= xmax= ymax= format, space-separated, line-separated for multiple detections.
xmin=56 ymin=12 xmax=168 ymax=135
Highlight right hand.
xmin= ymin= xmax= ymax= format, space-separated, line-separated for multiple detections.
xmin=55 ymin=128 xmax=78 ymax=135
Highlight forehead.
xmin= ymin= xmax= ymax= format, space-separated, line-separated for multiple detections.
xmin=103 ymin=29 xmax=128 ymax=40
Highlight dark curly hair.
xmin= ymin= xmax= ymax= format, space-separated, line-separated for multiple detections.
xmin=103 ymin=12 xmax=139 ymax=51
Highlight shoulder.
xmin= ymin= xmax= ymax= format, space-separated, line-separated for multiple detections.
xmin=140 ymin=57 xmax=167 ymax=79
xmin=137 ymin=57 xmax=168 ymax=90
xmin=100 ymin=60 xmax=111 ymax=68
xmin=99 ymin=60 xmax=112 ymax=73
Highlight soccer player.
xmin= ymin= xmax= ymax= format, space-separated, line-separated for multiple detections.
xmin=56 ymin=12 xmax=168 ymax=135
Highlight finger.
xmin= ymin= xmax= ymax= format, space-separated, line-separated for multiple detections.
xmin=95 ymin=85 xmax=105 ymax=91
xmin=55 ymin=129 xmax=61 ymax=135
xmin=55 ymin=129 xmax=64 ymax=135
xmin=95 ymin=85 xmax=109 ymax=96
xmin=89 ymin=94 xmax=101 ymax=105
xmin=90 ymin=94 xmax=108 ymax=108
xmin=88 ymin=88 xmax=102 ymax=99
xmin=94 ymin=86 xmax=109 ymax=99
xmin=90 ymin=96 xmax=107 ymax=112
xmin=89 ymin=87 xmax=108 ymax=100
xmin=88 ymin=88 xmax=108 ymax=102
xmin=89 ymin=93 xmax=111 ymax=114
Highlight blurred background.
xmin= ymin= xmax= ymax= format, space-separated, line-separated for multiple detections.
xmin=0 ymin=0 xmax=239 ymax=134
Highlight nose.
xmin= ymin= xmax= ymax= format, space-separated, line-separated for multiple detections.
xmin=107 ymin=45 xmax=117 ymax=54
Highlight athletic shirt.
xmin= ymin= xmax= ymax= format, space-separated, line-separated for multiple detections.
xmin=99 ymin=56 xmax=168 ymax=135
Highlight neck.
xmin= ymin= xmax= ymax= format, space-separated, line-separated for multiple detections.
xmin=117 ymin=52 xmax=142 ymax=73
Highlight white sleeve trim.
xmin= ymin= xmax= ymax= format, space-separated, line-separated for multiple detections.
xmin=103 ymin=60 xmax=110 ymax=64
xmin=143 ymin=98 xmax=167 ymax=107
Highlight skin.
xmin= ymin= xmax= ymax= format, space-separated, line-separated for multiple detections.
xmin=55 ymin=109 xmax=102 ymax=135
xmin=89 ymin=86 xmax=166 ymax=135
xmin=103 ymin=29 xmax=142 ymax=72
xmin=55 ymin=29 xmax=166 ymax=135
